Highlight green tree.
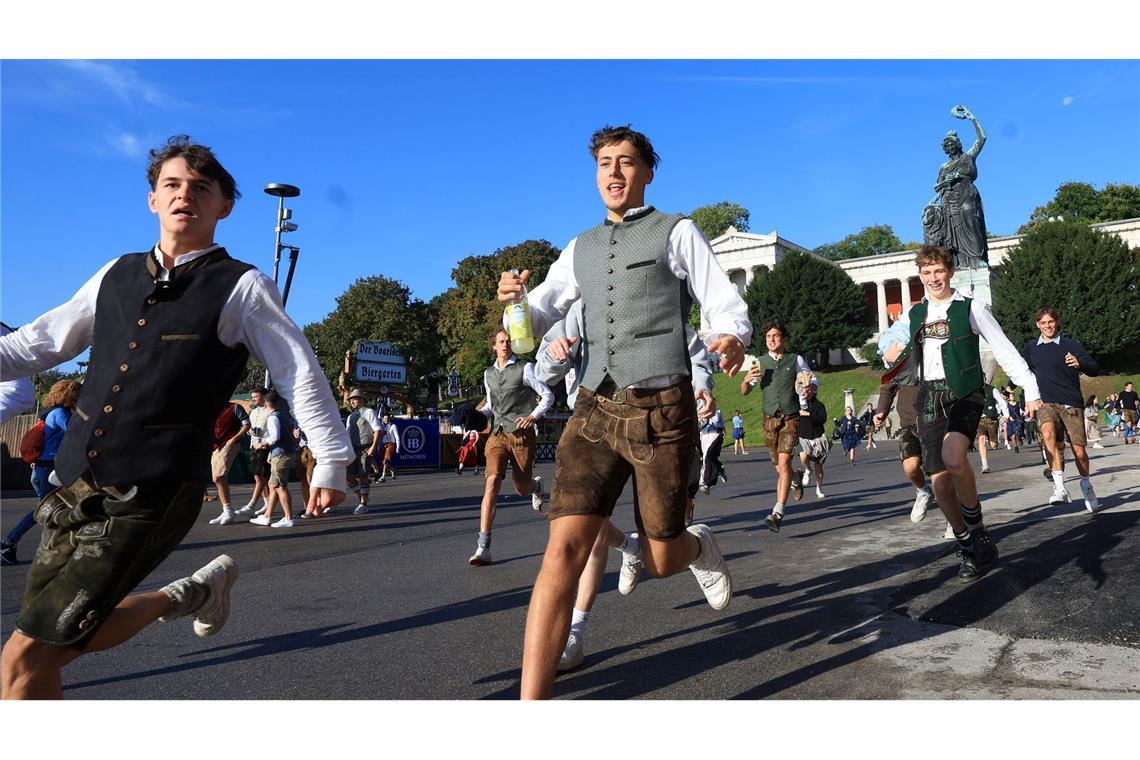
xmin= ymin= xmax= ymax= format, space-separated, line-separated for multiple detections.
xmin=435 ymin=239 xmax=560 ymax=385
xmin=743 ymin=250 xmax=872 ymax=368
xmin=992 ymin=219 xmax=1140 ymax=366
xmin=1020 ymin=181 xmax=1140 ymax=233
xmin=814 ymin=224 xmax=904 ymax=261
xmin=302 ymin=275 xmax=445 ymax=407
xmin=689 ymin=201 xmax=750 ymax=240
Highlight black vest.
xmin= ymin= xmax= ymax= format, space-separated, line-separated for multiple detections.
xmin=57 ymin=249 xmax=255 ymax=487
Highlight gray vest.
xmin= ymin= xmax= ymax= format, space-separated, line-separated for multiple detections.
xmin=347 ymin=409 xmax=376 ymax=450
xmin=485 ymin=359 xmax=534 ymax=434
xmin=573 ymin=207 xmax=691 ymax=390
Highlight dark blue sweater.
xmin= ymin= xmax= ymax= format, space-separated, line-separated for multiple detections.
xmin=1023 ymin=336 xmax=1099 ymax=408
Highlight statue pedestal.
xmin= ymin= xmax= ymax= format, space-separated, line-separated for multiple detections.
xmin=843 ymin=388 xmax=855 ymax=415
xmin=951 ymin=263 xmax=992 ymax=307
xmin=952 ymin=264 xmax=997 ymax=372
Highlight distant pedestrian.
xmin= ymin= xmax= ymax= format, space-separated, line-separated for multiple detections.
xmin=731 ymin=410 xmax=748 ymax=455
xmin=1 ymin=379 xmax=80 ymax=566
xmin=1119 ymin=381 xmax=1139 ymax=427
xmin=1084 ymin=395 xmax=1104 ymax=449
xmin=698 ymin=407 xmax=727 ymax=494
xmin=796 ymin=383 xmax=830 ymax=499
xmin=377 ymin=412 xmax=400 ymax=481
xmin=345 ymin=388 xmax=381 ymax=514
xmin=206 ymin=400 xmax=251 ymax=526
xmin=860 ymin=402 xmax=878 ymax=449
xmin=235 ymin=387 xmax=272 ymax=516
xmin=838 ymin=406 xmax=863 ymax=465
xmin=248 ymin=391 xmax=299 ymax=527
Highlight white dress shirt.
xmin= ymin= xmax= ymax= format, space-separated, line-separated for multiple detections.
xmin=0 ymin=324 xmax=35 ymax=424
xmin=0 ymin=245 xmax=353 ymax=491
xmin=519 ymin=207 xmax=752 ymax=389
xmin=896 ymin=290 xmax=1039 ymax=402
xmin=478 ymin=356 xmax=554 ymax=421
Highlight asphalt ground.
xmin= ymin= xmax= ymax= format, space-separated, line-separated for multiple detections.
xmin=1 ymin=435 xmax=1137 ymax=702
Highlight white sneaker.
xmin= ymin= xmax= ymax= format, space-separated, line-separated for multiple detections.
xmin=1092 ymin=442 xmax=1104 ymax=449
xmin=943 ymin=521 xmax=955 ymax=540
xmin=981 ymin=464 xmax=991 ymax=473
xmin=234 ymin=505 xmax=254 ymax=517
xmin=468 ymin=544 xmax=492 ymax=566
xmin=1005 ymin=443 xmax=1011 ymax=450
xmin=353 ymin=504 xmax=369 ymax=515
xmin=1080 ymin=481 xmax=1100 ymax=513
xmin=190 ymin=554 xmax=238 ymax=638
xmin=618 ymin=541 xmax=643 ymax=596
xmin=217 ymin=508 xmax=235 ymax=526
xmin=911 ymin=488 xmax=933 ymax=523
xmin=815 ymin=487 xmax=825 ymax=498
xmin=208 ymin=510 xmax=227 ymax=525
xmin=248 ymin=515 xmax=271 ymax=526
xmin=255 ymin=504 xmax=268 ymax=516
xmin=687 ymin=524 xmax=732 ymax=610
xmin=558 ymin=631 xmax=585 ymax=672
xmin=531 ymin=476 xmax=545 ymax=512
xmin=271 ymin=517 xmax=295 ymax=528
xmin=801 ymin=470 xmax=811 ymax=487
xmin=1048 ymin=486 xmax=1071 ymax=505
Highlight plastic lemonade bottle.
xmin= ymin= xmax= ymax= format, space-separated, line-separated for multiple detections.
xmin=505 ymin=268 xmax=535 ymax=354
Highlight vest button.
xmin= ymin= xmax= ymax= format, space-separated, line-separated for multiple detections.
xmin=78 ymin=620 xmax=91 ymax=630
xmin=608 ymin=349 xmax=616 ymax=356
xmin=146 ymin=297 xmax=157 ymax=305
xmin=103 ymin=405 xmax=114 ymax=413
xmin=607 ymin=317 xmax=614 ymax=324
xmin=120 ymin=364 xmax=129 ymax=372
xmin=607 ymin=285 xmax=614 ymax=291
xmin=87 ymin=449 xmax=99 ymax=458
xmin=608 ymin=300 xmax=614 ymax=307
xmin=128 ymin=341 xmax=138 ymax=349
xmin=608 ymin=334 xmax=614 ymax=340
xmin=607 ymin=268 xmax=613 ymax=274
xmin=94 ymin=428 xmax=105 ymax=437
xmin=137 ymin=318 xmax=147 ymax=327
xmin=608 ymin=253 xmax=615 ymax=259
xmin=112 ymin=385 xmax=122 ymax=392
xmin=610 ymin=239 xmax=617 ymax=245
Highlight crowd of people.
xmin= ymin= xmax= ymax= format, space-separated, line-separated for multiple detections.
xmin=0 ymin=127 xmax=1134 ymax=702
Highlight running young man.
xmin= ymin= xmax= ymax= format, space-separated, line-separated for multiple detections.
xmin=497 ymin=125 xmax=751 ymax=699
xmin=739 ymin=319 xmax=817 ymax=532
xmin=796 ymin=382 xmax=830 ymax=499
xmin=468 ymin=328 xmax=553 ymax=566
xmin=975 ymin=380 xmax=1000 ymax=474
xmin=534 ymin=299 xmax=717 ymax=671
xmin=0 ymin=135 xmax=351 ymax=699
xmin=875 ymin=318 xmax=936 ymax=524
xmin=1023 ymin=307 xmax=1101 ymax=512
xmin=888 ymin=246 xmax=1040 ymax=582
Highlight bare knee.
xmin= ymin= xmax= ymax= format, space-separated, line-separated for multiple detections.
xmin=2 ymin=633 xmax=69 ymax=693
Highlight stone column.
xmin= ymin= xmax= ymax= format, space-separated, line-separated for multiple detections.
xmin=875 ymin=279 xmax=889 ymax=334
xmin=843 ymin=388 xmax=855 ymax=415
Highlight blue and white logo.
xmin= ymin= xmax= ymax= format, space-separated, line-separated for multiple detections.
xmin=402 ymin=426 xmax=425 ymax=454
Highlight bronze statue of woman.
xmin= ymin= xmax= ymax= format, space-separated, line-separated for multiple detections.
xmin=927 ymin=105 xmax=989 ymax=268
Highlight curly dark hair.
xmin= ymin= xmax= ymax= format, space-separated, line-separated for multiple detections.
xmin=914 ymin=245 xmax=954 ymax=270
xmin=146 ymin=135 xmax=240 ymax=201
xmin=589 ymin=124 xmax=660 ymax=170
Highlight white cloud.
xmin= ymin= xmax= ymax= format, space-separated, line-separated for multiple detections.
xmin=1062 ymin=96 xmax=1074 ymax=106
xmin=109 ymin=132 xmax=145 ymax=157
xmin=60 ymin=60 xmax=179 ymax=108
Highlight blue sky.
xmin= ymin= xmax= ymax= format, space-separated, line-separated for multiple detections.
xmin=3 ymin=59 xmax=1139 ymax=369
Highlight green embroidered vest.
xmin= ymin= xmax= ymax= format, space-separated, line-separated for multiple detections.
xmin=907 ymin=297 xmax=982 ymax=399
xmin=758 ymin=353 xmax=800 ymax=416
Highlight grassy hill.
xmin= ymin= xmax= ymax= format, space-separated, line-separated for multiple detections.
xmin=714 ymin=365 xmax=884 ymax=447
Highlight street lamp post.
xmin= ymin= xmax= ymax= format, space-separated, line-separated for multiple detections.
xmin=263 ymin=183 xmax=301 ymax=387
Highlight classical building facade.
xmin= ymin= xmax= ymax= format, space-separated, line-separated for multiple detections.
xmin=710 ymin=217 xmax=1140 ymax=364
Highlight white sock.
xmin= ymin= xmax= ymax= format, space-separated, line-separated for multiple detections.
xmin=773 ymin=502 xmax=785 ymax=517
xmin=570 ymin=608 xmax=590 ymax=633
xmin=1079 ymin=476 xmax=1091 ymax=489
xmin=1051 ymin=470 xmax=1064 ymax=488
xmin=916 ymin=486 xmax=927 ymax=497
xmin=619 ymin=533 xmax=641 ymax=556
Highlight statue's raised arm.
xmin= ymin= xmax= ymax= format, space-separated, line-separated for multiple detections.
xmin=952 ymin=104 xmax=986 ymax=157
